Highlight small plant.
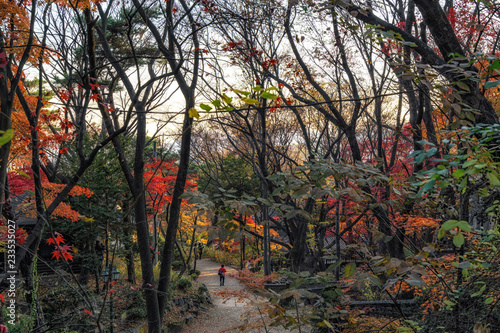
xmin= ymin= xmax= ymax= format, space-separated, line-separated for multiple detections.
xmin=189 ymin=268 xmax=201 ymax=277
xmin=177 ymin=276 xmax=192 ymax=291
xmin=124 ymin=290 xmax=147 ymax=320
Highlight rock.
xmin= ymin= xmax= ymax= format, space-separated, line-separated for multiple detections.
xmin=167 ymin=322 xmax=183 ymax=333
xmin=184 ymin=314 xmax=195 ymax=324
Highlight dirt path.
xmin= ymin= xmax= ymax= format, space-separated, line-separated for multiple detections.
xmin=181 ymin=259 xmax=253 ymax=333
xmin=182 ymin=259 xmax=311 ymax=333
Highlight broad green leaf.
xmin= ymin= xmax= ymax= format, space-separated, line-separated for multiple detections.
xmin=422 ymin=179 xmax=436 ymax=191
xmin=345 ymin=262 xmax=356 ymax=278
xmin=484 ymin=80 xmax=500 ymax=90
xmin=490 ymin=60 xmax=500 ymax=70
xmin=443 ymin=300 xmax=455 ymax=306
xmin=441 ymin=220 xmax=460 ymax=231
xmin=0 ymin=129 xmax=14 ymax=146
xmin=212 ymin=99 xmax=222 ymax=108
xmin=463 ymin=159 xmax=477 ymax=168
xmin=242 ymin=98 xmax=260 ymax=105
xmin=485 ymin=297 xmax=494 ymax=305
xmin=265 ymin=86 xmax=279 ymax=91
xmin=452 ymin=169 xmax=465 ymax=177
xmin=326 ymin=260 xmax=343 ymax=272
xmin=252 ymin=85 xmax=264 ymax=92
xmin=188 ymin=108 xmax=200 ymax=119
xmin=456 ymin=220 xmax=471 ymax=232
xmin=415 ymin=153 xmax=426 ymax=164
xmin=426 ymin=147 xmax=438 ymax=157
xmin=222 ymin=93 xmax=232 ymax=104
xmin=199 ymin=103 xmax=212 ymax=112
xmin=223 ymin=106 xmax=234 ymax=112
xmin=406 ymin=274 xmax=426 ymax=287
xmin=260 ymin=92 xmax=278 ymax=99
xmin=453 ymin=231 xmax=465 ymax=248
xmin=456 ymin=81 xmax=470 ymax=92
xmin=486 ymin=172 xmax=500 ymax=186
xmin=233 ymin=89 xmax=251 ymax=96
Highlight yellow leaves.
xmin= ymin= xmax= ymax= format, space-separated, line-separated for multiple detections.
xmin=473 ymin=323 xmax=491 ymax=333
xmin=188 ymin=108 xmax=200 ymax=119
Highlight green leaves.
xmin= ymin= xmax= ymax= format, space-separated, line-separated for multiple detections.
xmin=453 ymin=231 xmax=465 ymax=247
xmin=438 ymin=220 xmax=471 ymax=248
xmin=440 ymin=220 xmax=471 ymax=232
xmin=344 ymin=262 xmax=356 ymax=278
xmin=0 ymin=129 xmax=14 ymax=146
xmin=242 ymin=98 xmax=260 ymax=105
xmin=484 ymin=80 xmax=500 ymax=90
xmin=260 ymin=92 xmax=278 ymax=99
xmin=199 ymin=103 xmax=212 ymax=112
xmin=486 ymin=172 xmax=500 ymax=186
xmin=197 ymin=85 xmax=283 ymax=117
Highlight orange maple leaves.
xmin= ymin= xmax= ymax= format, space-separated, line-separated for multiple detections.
xmin=8 ymin=167 xmax=93 ymax=222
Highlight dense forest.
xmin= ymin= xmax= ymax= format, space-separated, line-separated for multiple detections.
xmin=1 ymin=0 xmax=500 ymax=332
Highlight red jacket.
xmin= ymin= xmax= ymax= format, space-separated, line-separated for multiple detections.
xmin=218 ymin=267 xmax=226 ymax=276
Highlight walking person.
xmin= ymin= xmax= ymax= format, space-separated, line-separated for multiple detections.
xmin=218 ymin=264 xmax=227 ymax=286
xmin=197 ymin=242 xmax=203 ymax=259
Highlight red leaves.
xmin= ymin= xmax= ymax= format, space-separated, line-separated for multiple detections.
xmin=47 ymin=232 xmax=74 ymax=261
xmin=262 ymin=58 xmax=278 ymax=71
xmin=278 ymin=83 xmax=284 ymax=88
xmin=144 ymin=159 xmax=197 ymax=215
xmin=83 ymin=309 xmax=92 ymax=316
xmin=59 ymin=147 xmax=68 ymax=154
xmin=90 ymin=93 xmax=100 ymax=102
xmin=59 ymin=90 xmax=71 ymax=101
xmin=46 ymin=232 xmax=65 ymax=246
xmin=0 ymin=52 xmax=8 ymax=68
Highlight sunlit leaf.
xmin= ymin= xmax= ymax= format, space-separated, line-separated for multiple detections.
xmin=345 ymin=262 xmax=356 ymax=278
xmin=0 ymin=129 xmax=14 ymax=146
xmin=188 ymin=108 xmax=200 ymax=119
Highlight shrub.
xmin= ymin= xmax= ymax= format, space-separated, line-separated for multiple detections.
xmin=124 ymin=290 xmax=147 ymax=320
xmin=172 ymin=260 xmax=184 ymax=270
xmin=177 ymin=276 xmax=192 ymax=291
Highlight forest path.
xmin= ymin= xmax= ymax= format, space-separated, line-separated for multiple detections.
xmin=182 ymin=259 xmax=308 ymax=333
